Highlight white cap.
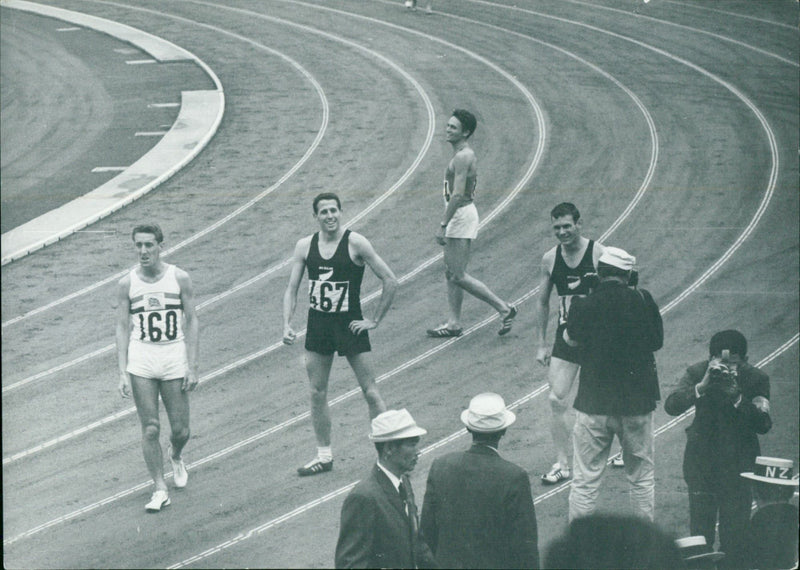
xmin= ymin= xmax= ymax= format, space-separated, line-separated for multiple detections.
xmin=460 ymin=393 xmax=516 ymax=433
xmin=599 ymin=246 xmax=636 ymax=271
xmin=369 ymin=409 xmax=427 ymax=442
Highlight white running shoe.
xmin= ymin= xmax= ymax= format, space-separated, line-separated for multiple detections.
xmin=541 ymin=463 xmax=571 ymax=485
xmin=611 ymin=454 xmax=625 ymax=468
xmin=169 ymin=445 xmax=188 ymax=488
xmin=145 ymin=490 xmax=171 ymax=512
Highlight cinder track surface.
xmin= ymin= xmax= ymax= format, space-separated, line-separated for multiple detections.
xmin=1 ymin=0 xmax=797 ymax=568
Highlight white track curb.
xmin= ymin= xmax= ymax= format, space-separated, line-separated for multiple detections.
xmin=0 ymin=0 xmax=224 ymax=264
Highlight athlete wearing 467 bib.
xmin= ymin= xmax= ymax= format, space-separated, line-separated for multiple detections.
xmin=284 ymin=193 xmax=397 ymax=477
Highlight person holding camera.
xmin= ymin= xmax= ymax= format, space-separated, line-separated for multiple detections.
xmin=665 ymin=330 xmax=771 ymax=569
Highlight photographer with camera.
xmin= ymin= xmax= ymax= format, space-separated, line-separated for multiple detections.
xmin=665 ymin=330 xmax=771 ymax=569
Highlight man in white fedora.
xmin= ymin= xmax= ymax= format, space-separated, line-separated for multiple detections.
xmin=741 ymin=457 xmax=799 ymax=570
xmin=335 ymin=409 xmax=435 ymax=569
xmin=563 ymin=246 xmax=663 ymax=523
xmin=420 ymin=393 xmax=539 ymax=569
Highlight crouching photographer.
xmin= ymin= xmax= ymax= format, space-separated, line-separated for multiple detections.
xmin=665 ymin=330 xmax=771 ymax=569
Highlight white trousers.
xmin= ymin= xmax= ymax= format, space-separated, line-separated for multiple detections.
xmin=569 ymin=411 xmax=655 ymax=522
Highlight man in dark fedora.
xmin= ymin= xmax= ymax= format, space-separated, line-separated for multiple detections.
xmin=335 ymin=409 xmax=436 ymax=569
xmin=420 ymin=393 xmax=539 ymax=569
xmin=741 ymin=456 xmax=799 ymax=570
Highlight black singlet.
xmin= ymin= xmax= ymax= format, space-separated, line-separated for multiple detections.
xmin=306 ymin=230 xmax=364 ymax=318
xmin=551 ymin=240 xmax=596 ymax=325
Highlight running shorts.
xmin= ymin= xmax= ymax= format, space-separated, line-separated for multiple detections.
xmin=445 ymin=203 xmax=479 ymax=240
xmin=305 ymin=311 xmax=371 ymax=356
xmin=127 ymin=340 xmax=188 ymax=380
xmin=551 ymin=323 xmax=582 ymax=364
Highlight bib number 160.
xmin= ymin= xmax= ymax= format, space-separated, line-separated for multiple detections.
xmin=137 ymin=310 xmax=179 ymax=342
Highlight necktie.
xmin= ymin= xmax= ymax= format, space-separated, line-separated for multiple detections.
xmin=398 ymin=476 xmax=419 ymax=534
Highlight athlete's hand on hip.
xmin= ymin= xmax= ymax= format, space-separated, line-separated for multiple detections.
xmin=183 ymin=370 xmax=199 ymax=392
xmin=535 ymin=347 xmax=551 ymax=367
xmin=349 ymin=318 xmax=376 ymax=335
xmin=119 ymin=371 xmax=132 ymax=398
xmin=283 ymin=325 xmax=297 ymax=345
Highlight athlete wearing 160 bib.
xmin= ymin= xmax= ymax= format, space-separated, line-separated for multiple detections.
xmin=283 ymin=193 xmax=397 ymax=477
xmin=116 ymin=223 xmax=198 ymax=512
xmin=534 ymin=203 xmax=604 ymax=485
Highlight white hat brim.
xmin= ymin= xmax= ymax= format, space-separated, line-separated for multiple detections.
xmin=460 ymin=409 xmax=516 ymax=432
xmin=369 ymin=425 xmax=427 ymax=442
xmin=740 ymin=472 xmax=799 ymax=486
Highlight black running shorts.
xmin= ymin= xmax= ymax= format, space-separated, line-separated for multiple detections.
xmin=551 ymin=323 xmax=582 ymax=364
xmin=305 ymin=311 xmax=371 ymax=356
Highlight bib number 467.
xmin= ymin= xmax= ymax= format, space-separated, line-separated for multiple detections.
xmin=309 ymin=281 xmax=349 ymax=312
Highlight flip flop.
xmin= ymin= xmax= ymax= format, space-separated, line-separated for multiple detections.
xmin=498 ymin=305 xmax=517 ymax=336
xmin=426 ymin=325 xmax=463 ymax=338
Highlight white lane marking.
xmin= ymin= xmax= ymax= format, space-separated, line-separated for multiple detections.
xmin=125 ymin=59 xmax=156 ymax=64
xmin=91 ymin=166 xmax=127 ymax=172
xmin=113 ymin=48 xmax=139 ymax=54
xmin=56 ymin=26 xmax=80 ymax=31
xmin=134 ymin=131 xmax=168 ymax=136
xmin=147 ymin=102 xmax=180 ymax=108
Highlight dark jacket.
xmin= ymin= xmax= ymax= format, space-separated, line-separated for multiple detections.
xmin=566 ymin=280 xmax=663 ymax=416
xmin=335 ymin=465 xmax=436 ymax=569
xmin=420 ymin=444 xmax=539 ymax=569
xmin=664 ymin=361 xmax=771 ymax=487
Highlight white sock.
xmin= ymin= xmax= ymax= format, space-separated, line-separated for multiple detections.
xmin=318 ymin=446 xmax=333 ymax=462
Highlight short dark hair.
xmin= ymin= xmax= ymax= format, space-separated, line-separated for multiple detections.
xmin=709 ymin=329 xmax=747 ymax=358
xmin=468 ymin=429 xmax=505 ymax=445
xmin=313 ymin=192 xmax=342 ymax=214
xmin=131 ymin=223 xmax=163 ymax=243
xmin=597 ymin=261 xmax=630 ymax=280
xmin=545 ymin=514 xmax=684 ymax=569
xmin=452 ymin=109 xmax=477 ymax=138
xmin=551 ymin=202 xmax=580 ymax=222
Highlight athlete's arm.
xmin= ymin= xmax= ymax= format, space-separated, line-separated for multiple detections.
xmin=282 ymin=237 xmax=308 ymax=344
xmin=592 ymin=241 xmax=605 ymax=269
xmin=115 ymin=275 xmax=132 ymax=398
xmin=534 ymin=249 xmax=556 ymax=367
xmin=177 ymin=269 xmax=199 ymax=392
xmin=348 ymin=233 xmax=398 ymax=335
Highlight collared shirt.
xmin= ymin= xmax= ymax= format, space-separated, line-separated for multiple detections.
xmin=376 ymin=461 xmax=402 ymax=493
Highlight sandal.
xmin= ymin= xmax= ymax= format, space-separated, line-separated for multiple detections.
xmin=498 ymin=305 xmax=517 ymax=336
xmin=426 ymin=325 xmax=463 ymax=338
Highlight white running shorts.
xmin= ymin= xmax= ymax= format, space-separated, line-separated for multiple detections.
xmin=127 ymin=340 xmax=188 ymax=381
xmin=445 ymin=203 xmax=479 ymax=239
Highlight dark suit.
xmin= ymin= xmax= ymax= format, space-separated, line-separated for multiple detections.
xmin=665 ymin=361 xmax=771 ymax=569
xmin=335 ymin=464 xmax=435 ymax=569
xmin=420 ymin=444 xmax=539 ymax=569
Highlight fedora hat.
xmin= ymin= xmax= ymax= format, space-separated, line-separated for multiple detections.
xmin=741 ymin=456 xmax=799 ymax=486
xmin=598 ymin=246 xmax=636 ymax=271
xmin=369 ymin=409 xmax=427 ymax=442
xmin=675 ymin=536 xmax=726 ymax=563
xmin=460 ymin=392 xmax=516 ymax=433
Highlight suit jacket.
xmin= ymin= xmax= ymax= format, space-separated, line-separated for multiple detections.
xmin=566 ymin=281 xmax=663 ymax=416
xmin=664 ymin=361 xmax=771 ymax=488
xmin=335 ymin=464 xmax=436 ymax=569
xmin=420 ymin=444 xmax=539 ymax=569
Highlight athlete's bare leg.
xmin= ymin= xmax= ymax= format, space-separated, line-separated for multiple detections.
xmin=159 ymin=378 xmax=191 ymax=459
xmin=131 ymin=374 xmax=168 ymax=491
xmin=548 ymin=356 xmax=581 ymax=470
xmin=305 ymin=350 xmax=335 ymax=447
xmin=346 ymin=352 xmax=387 ymax=419
xmin=444 ymin=238 xmax=510 ymax=326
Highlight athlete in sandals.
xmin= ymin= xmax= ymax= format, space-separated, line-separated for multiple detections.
xmin=116 ymin=223 xmax=199 ymax=512
xmin=284 ymin=193 xmax=398 ymax=476
xmin=534 ymin=203 xmax=606 ymax=485
xmin=427 ymin=109 xmax=516 ymax=339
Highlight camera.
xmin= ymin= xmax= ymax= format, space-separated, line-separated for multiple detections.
xmin=708 ymin=361 xmax=734 ymax=383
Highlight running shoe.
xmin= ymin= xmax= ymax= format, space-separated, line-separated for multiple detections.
xmin=145 ymin=490 xmax=171 ymax=512
xmin=169 ymin=445 xmax=188 ymax=488
xmin=426 ymin=325 xmax=463 ymax=338
xmin=541 ymin=464 xmax=571 ymax=485
xmin=611 ymin=454 xmax=625 ymax=468
xmin=297 ymin=458 xmax=334 ymax=477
